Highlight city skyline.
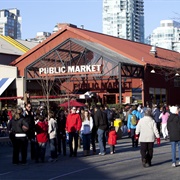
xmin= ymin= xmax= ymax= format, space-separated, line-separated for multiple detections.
xmin=1 ymin=0 xmax=180 ymax=40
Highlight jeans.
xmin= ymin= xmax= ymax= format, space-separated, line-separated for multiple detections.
xmin=97 ymin=129 xmax=106 ymax=154
xmin=170 ymin=141 xmax=180 ymax=163
xmin=82 ymin=133 xmax=91 ymax=151
xmin=110 ymin=145 xmax=115 ymax=153
xmin=36 ymin=142 xmax=47 ymax=162
xmin=57 ymin=133 xmax=66 ymax=155
xmin=49 ymin=138 xmax=57 ymax=159
xmin=91 ymin=128 xmax=97 ymax=153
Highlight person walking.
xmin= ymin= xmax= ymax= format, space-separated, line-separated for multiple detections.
xmin=81 ymin=109 xmax=93 ymax=156
xmin=48 ymin=111 xmax=58 ymax=162
xmin=159 ymin=106 xmax=170 ymax=140
xmin=24 ymin=102 xmax=36 ymax=160
xmin=167 ymin=106 xmax=180 ymax=167
xmin=108 ymin=126 xmax=117 ymax=154
xmin=135 ymin=108 xmax=160 ymax=167
xmin=57 ymin=110 xmax=66 ymax=156
xmin=127 ymin=105 xmax=142 ymax=148
xmin=94 ymin=105 xmax=108 ymax=156
xmin=35 ymin=115 xmax=48 ymax=163
xmin=8 ymin=107 xmax=29 ymax=165
xmin=66 ymin=107 xmax=82 ymax=157
xmin=90 ymin=105 xmax=97 ymax=155
xmin=152 ymin=104 xmax=161 ymax=135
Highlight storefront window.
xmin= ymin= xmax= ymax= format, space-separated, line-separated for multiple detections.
xmin=149 ymin=87 xmax=166 ymax=104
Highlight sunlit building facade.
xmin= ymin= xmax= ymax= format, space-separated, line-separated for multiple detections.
xmin=0 ymin=8 xmax=22 ymax=39
xmin=150 ymin=20 xmax=180 ymax=52
xmin=102 ymin=0 xmax=144 ymax=43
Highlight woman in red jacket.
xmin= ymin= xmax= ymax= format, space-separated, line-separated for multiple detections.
xmin=108 ymin=126 xmax=117 ymax=154
xmin=35 ymin=115 xmax=48 ymax=163
xmin=66 ymin=107 xmax=82 ymax=157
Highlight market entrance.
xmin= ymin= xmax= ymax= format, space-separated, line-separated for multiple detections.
xmin=24 ymin=38 xmax=144 ymax=105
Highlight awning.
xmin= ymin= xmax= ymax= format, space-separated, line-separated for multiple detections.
xmin=0 ymin=78 xmax=15 ymax=96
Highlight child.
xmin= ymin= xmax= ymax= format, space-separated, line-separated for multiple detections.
xmin=108 ymin=126 xmax=117 ymax=154
xmin=35 ymin=115 xmax=48 ymax=163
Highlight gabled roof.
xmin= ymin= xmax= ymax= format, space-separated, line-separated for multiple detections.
xmin=11 ymin=25 xmax=180 ymax=76
xmin=70 ymin=38 xmax=140 ymax=66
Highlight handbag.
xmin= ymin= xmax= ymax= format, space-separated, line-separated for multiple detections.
xmin=9 ymin=131 xmax=15 ymax=141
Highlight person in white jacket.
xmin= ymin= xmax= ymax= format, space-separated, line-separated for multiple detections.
xmin=135 ymin=108 xmax=160 ymax=168
xmin=80 ymin=109 xmax=93 ymax=156
xmin=48 ymin=111 xmax=58 ymax=162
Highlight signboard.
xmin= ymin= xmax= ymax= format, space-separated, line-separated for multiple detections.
xmin=39 ymin=65 xmax=102 ymax=76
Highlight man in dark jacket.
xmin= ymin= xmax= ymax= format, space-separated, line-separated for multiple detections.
xmin=57 ymin=110 xmax=66 ymax=156
xmin=167 ymin=106 xmax=180 ymax=167
xmin=24 ymin=102 xmax=36 ymax=160
xmin=94 ymin=105 xmax=108 ymax=155
xmin=152 ymin=104 xmax=161 ymax=135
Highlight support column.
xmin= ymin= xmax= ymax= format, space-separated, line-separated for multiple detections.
xmin=118 ymin=63 xmax=122 ymax=104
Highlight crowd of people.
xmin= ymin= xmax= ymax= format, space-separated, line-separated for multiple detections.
xmin=1 ymin=101 xmax=180 ymax=168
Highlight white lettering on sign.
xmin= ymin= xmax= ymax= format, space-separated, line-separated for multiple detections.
xmin=39 ymin=65 xmax=102 ymax=75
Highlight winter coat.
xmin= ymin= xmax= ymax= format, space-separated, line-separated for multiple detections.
xmin=136 ymin=115 xmax=160 ymax=142
xmin=35 ymin=121 xmax=48 ymax=143
xmin=81 ymin=117 xmax=93 ymax=134
xmin=94 ymin=109 xmax=108 ymax=131
xmin=57 ymin=112 xmax=66 ymax=134
xmin=8 ymin=117 xmax=29 ymax=134
xmin=24 ymin=110 xmax=35 ymax=140
xmin=167 ymin=114 xmax=180 ymax=142
xmin=48 ymin=118 xmax=57 ymax=139
xmin=108 ymin=130 xmax=117 ymax=145
xmin=159 ymin=112 xmax=170 ymax=124
xmin=127 ymin=110 xmax=142 ymax=130
xmin=66 ymin=113 xmax=82 ymax=133
xmin=152 ymin=108 xmax=161 ymax=123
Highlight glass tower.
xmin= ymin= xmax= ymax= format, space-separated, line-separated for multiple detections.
xmin=0 ymin=8 xmax=22 ymax=39
xmin=102 ymin=0 xmax=144 ymax=43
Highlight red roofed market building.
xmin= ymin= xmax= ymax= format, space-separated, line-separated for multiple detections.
xmin=1 ymin=24 xmax=180 ymax=107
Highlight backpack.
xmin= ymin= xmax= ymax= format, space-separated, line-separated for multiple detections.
xmin=131 ymin=114 xmax=137 ymax=126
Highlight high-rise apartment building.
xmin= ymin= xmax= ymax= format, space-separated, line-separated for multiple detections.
xmin=102 ymin=0 xmax=144 ymax=43
xmin=0 ymin=8 xmax=22 ymax=39
xmin=150 ymin=20 xmax=180 ymax=52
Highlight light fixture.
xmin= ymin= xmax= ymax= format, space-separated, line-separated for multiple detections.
xmin=175 ymin=72 xmax=180 ymax=76
xmin=151 ymin=69 xmax=155 ymax=73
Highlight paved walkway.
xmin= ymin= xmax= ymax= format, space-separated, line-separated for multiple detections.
xmin=0 ymin=136 xmax=180 ymax=180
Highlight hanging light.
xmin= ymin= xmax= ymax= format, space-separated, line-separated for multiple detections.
xmin=151 ymin=69 xmax=155 ymax=73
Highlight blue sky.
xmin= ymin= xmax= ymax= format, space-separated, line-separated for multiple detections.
xmin=1 ymin=0 xmax=180 ymax=40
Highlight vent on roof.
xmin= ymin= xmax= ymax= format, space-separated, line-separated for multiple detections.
xmin=150 ymin=45 xmax=157 ymax=57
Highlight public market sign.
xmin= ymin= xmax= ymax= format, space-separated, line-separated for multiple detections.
xmin=39 ymin=65 xmax=102 ymax=76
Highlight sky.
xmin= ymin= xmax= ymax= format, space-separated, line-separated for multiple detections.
xmin=1 ymin=0 xmax=180 ymax=40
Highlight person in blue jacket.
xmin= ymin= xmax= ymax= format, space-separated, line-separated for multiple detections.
xmin=127 ymin=105 xmax=142 ymax=148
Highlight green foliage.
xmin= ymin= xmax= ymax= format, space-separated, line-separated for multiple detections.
xmin=108 ymin=103 xmax=124 ymax=111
